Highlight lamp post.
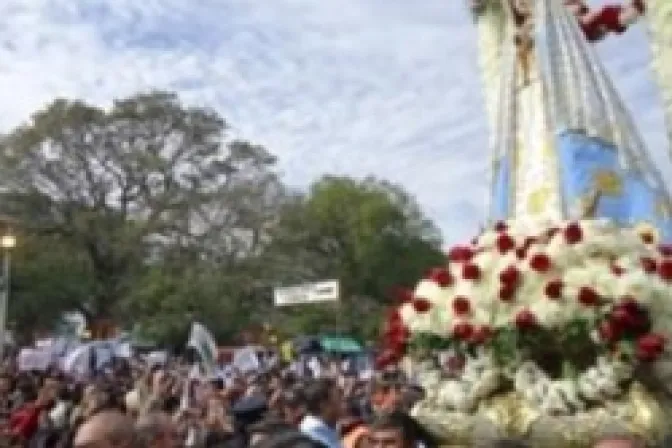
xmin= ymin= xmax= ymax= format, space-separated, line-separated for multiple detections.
xmin=0 ymin=233 xmax=15 ymax=360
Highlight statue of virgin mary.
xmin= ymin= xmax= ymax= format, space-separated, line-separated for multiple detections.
xmin=471 ymin=0 xmax=671 ymax=235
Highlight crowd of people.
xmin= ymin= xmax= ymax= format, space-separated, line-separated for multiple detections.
xmin=0 ymin=354 xmax=658 ymax=448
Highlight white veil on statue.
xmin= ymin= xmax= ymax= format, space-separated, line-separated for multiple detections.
xmin=475 ymin=0 xmax=672 ymax=235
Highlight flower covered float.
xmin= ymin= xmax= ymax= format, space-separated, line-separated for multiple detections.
xmin=381 ymin=219 xmax=672 ymax=418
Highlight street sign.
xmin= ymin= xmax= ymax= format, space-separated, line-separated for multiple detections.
xmin=273 ymin=280 xmax=340 ymax=306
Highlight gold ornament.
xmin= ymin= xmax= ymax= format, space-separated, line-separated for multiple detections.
xmin=634 ymin=222 xmax=659 ymax=245
xmin=412 ymin=382 xmax=671 ymax=447
xmin=592 ymin=170 xmax=623 ymax=196
xmin=527 ymin=187 xmax=551 ymax=214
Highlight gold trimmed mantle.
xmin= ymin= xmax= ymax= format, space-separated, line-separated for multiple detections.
xmin=411 ymin=383 xmax=671 ymax=447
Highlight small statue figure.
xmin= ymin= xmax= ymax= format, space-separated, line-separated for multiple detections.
xmin=564 ymin=0 xmax=646 ymax=42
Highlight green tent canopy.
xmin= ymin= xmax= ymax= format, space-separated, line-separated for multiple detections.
xmin=318 ymin=336 xmax=363 ymax=353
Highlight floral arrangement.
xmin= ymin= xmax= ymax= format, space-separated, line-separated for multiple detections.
xmin=380 ymin=219 xmax=672 ymax=414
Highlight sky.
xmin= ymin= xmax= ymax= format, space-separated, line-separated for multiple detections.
xmin=0 ymin=0 xmax=669 ymax=245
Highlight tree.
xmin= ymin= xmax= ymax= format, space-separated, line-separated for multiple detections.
xmin=0 ymin=92 xmax=285 ymax=332
xmin=9 ymin=232 xmax=95 ymax=343
xmin=266 ymin=176 xmax=444 ymax=340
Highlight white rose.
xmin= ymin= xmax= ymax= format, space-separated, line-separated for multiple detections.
xmin=477 ymin=230 xmax=499 ymax=249
xmin=546 ymin=237 xmax=569 ymax=267
xmin=474 ymin=250 xmax=497 ymax=273
xmin=615 ymin=271 xmax=655 ymax=304
xmin=564 ymin=268 xmax=592 ymax=288
xmin=414 ymin=280 xmax=443 ymax=304
xmin=399 ymin=303 xmax=418 ymax=328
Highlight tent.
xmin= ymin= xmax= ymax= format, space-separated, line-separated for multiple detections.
xmin=293 ymin=335 xmax=362 ymax=354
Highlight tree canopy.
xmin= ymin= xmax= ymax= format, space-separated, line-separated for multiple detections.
xmin=0 ymin=92 xmax=445 ymax=344
xmin=0 ymin=92 xmax=285 ymax=336
xmin=265 ymin=176 xmax=444 ymax=341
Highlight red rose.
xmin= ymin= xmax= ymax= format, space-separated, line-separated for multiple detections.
xmin=611 ymin=307 xmax=631 ymax=328
xmin=499 ymin=285 xmax=516 ymax=301
xmin=499 ymin=265 xmax=521 ymax=286
xmin=427 ymin=267 xmax=453 ymax=287
xmin=453 ymin=322 xmax=474 ymax=340
xmin=641 ymin=257 xmax=658 ymax=274
xmin=413 ymin=298 xmax=432 ymax=313
xmin=448 ymin=246 xmax=474 ymax=263
xmin=578 ymin=286 xmax=600 ymax=306
xmin=636 ymin=333 xmax=666 ymax=362
xmin=616 ymin=298 xmax=650 ymax=333
xmin=494 ymin=221 xmax=508 ymax=232
xmin=386 ymin=325 xmax=409 ymax=345
xmin=452 ymin=296 xmax=471 ymax=316
xmin=659 ymin=245 xmax=672 ymax=257
xmin=496 ymin=234 xmax=516 ymax=254
xmin=611 ymin=264 xmax=625 ymax=276
xmin=384 ymin=311 xmax=406 ymax=332
xmin=375 ymin=350 xmax=400 ymax=369
xmin=514 ymin=309 xmax=537 ymax=330
xmin=598 ymin=320 xmax=621 ymax=342
xmin=386 ymin=308 xmax=402 ymax=324
xmin=659 ymin=260 xmax=672 ymax=281
xmin=544 ymin=280 xmax=563 ymax=299
xmin=529 ymin=253 xmax=552 ymax=273
xmin=470 ymin=325 xmax=492 ymax=344
xmin=462 ymin=263 xmax=481 ymax=281
xmin=621 ymin=296 xmax=641 ymax=313
xmin=564 ymin=222 xmax=583 ymax=244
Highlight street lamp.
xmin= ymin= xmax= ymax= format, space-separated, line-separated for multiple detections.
xmin=0 ymin=232 xmax=15 ymax=360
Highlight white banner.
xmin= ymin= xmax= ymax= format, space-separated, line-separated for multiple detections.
xmin=187 ymin=322 xmax=218 ymax=375
xmin=273 ymin=280 xmax=340 ymax=306
xmin=233 ymin=347 xmax=260 ymax=373
xmin=18 ymin=348 xmax=52 ymax=371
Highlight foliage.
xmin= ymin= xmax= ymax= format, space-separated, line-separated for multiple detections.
xmin=266 ymin=176 xmax=444 ymax=341
xmin=0 ymin=91 xmax=284 ymax=334
xmin=0 ymin=92 xmax=445 ymax=344
xmin=9 ymin=233 xmax=95 ymax=343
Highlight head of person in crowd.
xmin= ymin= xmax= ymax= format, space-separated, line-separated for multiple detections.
xmin=0 ymin=372 xmax=13 ymax=396
xmin=400 ymin=384 xmax=424 ymax=411
xmin=248 ymin=416 xmax=295 ymax=446
xmin=368 ymin=412 xmax=416 ymax=448
xmin=478 ymin=438 xmax=531 ymax=448
xmin=255 ymin=430 xmax=326 ymax=448
xmin=370 ymin=371 xmax=405 ymax=415
xmin=340 ymin=417 xmax=369 ymax=448
xmin=230 ymin=393 xmax=268 ymax=445
xmin=303 ymin=378 xmax=343 ymax=427
xmin=136 ymin=411 xmax=179 ymax=448
xmin=281 ymin=386 xmax=307 ymax=426
xmin=73 ymin=409 xmax=137 ymax=448
xmin=593 ymin=434 xmax=645 ymax=448
xmin=40 ymin=374 xmax=63 ymax=405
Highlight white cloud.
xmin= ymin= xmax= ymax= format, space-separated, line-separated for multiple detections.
xmin=0 ymin=0 xmax=668 ymax=245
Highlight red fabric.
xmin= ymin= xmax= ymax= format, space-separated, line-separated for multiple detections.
xmin=8 ymin=402 xmax=44 ymax=441
xmin=597 ymin=5 xmax=627 ymax=33
xmin=579 ymin=5 xmax=627 ymax=41
xmin=579 ymin=21 xmax=603 ymax=42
